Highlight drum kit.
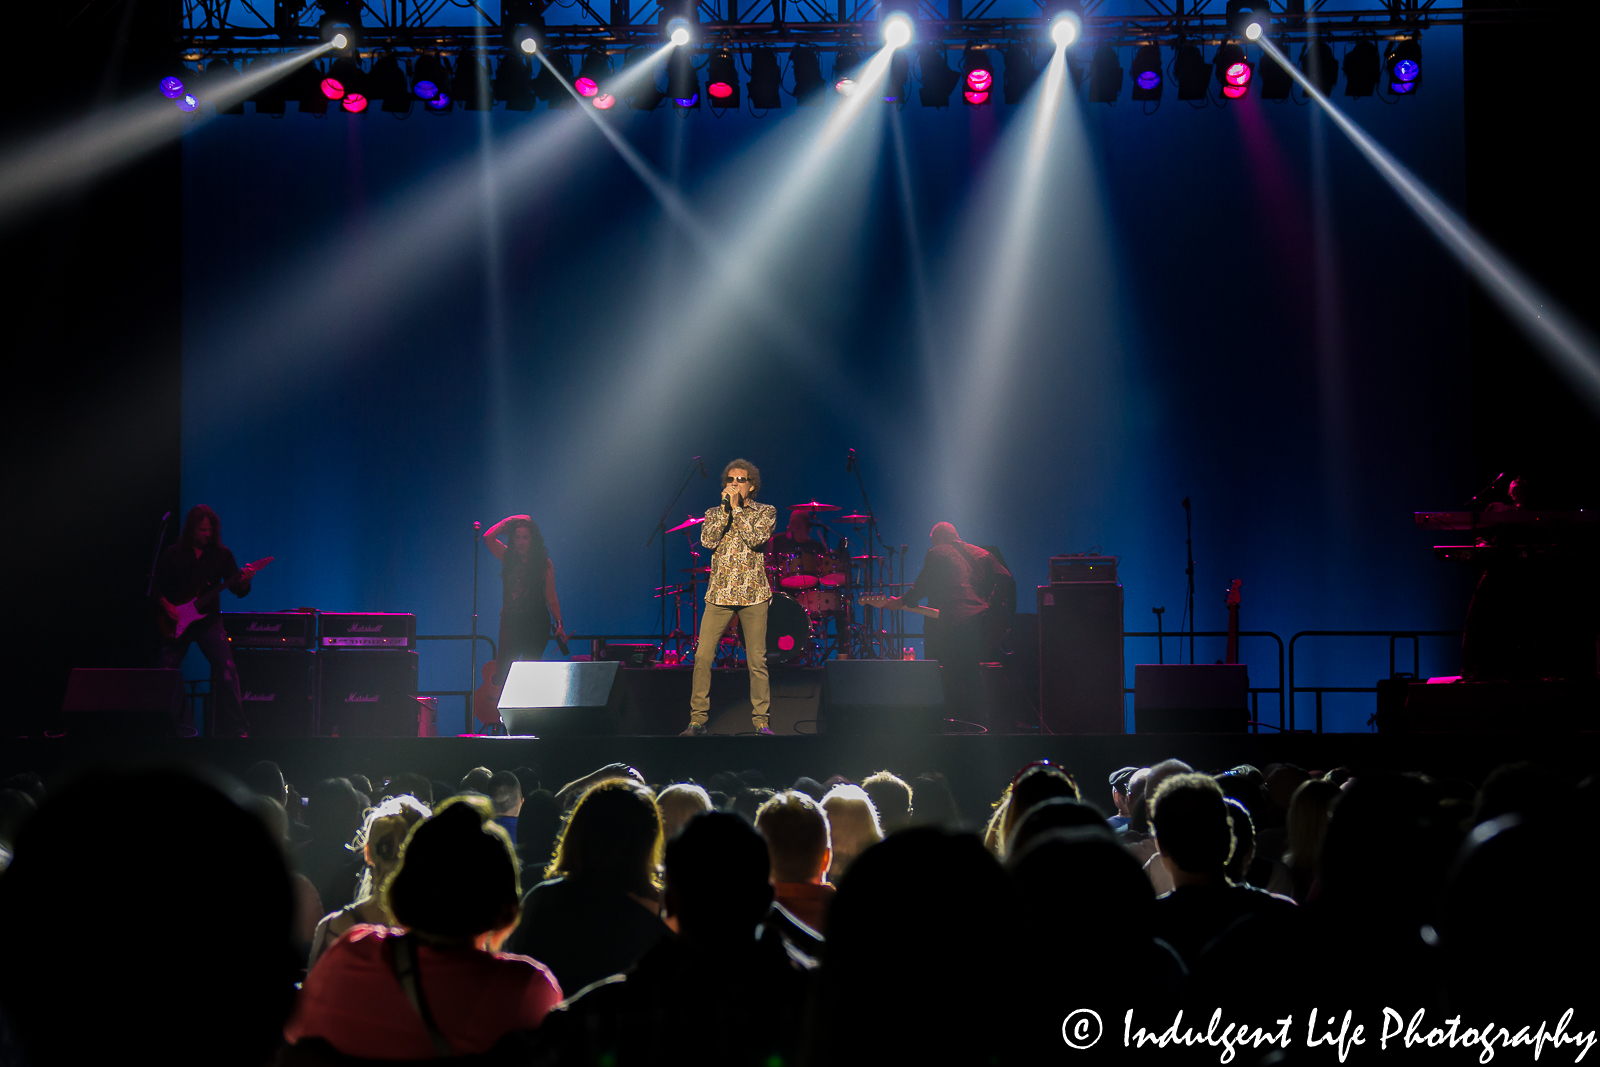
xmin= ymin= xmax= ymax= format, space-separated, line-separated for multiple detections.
xmin=655 ymin=500 xmax=904 ymax=666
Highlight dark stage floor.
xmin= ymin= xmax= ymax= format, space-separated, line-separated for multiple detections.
xmin=4 ymin=731 xmax=1595 ymax=823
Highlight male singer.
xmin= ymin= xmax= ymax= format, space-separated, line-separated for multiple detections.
xmin=682 ymin=458 xmax=778 ymax=736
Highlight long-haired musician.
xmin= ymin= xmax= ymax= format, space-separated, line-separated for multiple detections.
xmin=153 ymin=505 xmax=260 ymax=737
xmin=483 ymin=515 xmax=567 ymax=685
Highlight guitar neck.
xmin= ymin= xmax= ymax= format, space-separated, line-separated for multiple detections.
xmin=862 ymin=598 xmax=940 ymax=620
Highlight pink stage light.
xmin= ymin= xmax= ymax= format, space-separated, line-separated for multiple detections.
xmin=575 ymin=76 xmax=599 ymax=97
xmin=964 ymin=89 xmax=990 ymax=105
xmin=342 ymin=92 xmax=368 ymax=113
xmin=708 ymin=80 xmax=734 ymax=99
xmin=1225 ymin=61 xmax=1251 ymax=87
xmin=594 ymin=93 xmax=616 ymax=109
xmin=320 ymin=77 xmax=346 ymax=100
xmin=966 ymin=68 xmax=992 ymax=92
xmin=1222 ymin=83 xmax=1248 ymax=99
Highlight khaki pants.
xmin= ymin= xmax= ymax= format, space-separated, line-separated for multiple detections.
xmin=690 ymin=599 xmax=770 ymax=728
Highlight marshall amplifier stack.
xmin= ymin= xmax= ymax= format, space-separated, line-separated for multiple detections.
xmin=1037 ymin=554 xmax=1125 ymax=734
xmin=224 ymin=612 xmax=418 ymax=737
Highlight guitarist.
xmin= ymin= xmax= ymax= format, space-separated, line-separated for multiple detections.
xmin=880 ymin=522 xmax=1011 ymax=724
xmin=153 ymin=505 xmax=259 ymax=737
xmin=483 ymin=515 xmax=567 ymax=686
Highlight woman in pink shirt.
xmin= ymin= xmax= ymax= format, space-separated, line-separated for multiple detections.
xmin=286 ymin=796 xmax=562 ymax=1059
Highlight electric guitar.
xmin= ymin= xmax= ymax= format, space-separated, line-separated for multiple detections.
xmin=858 ymin=594 xmax=940 ymax=620
xmin=157 ymin=557 xmax=273 ymax=640
xmin=471 ymin=630 xmax=571 ymax=731
xmin=1224 ymin=579 xmax=1242 ymax=665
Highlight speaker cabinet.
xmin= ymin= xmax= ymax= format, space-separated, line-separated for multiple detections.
xmin=1037 ymin=583 xmax=1124 ymax=733
xmin=1133 ymin=663 xmax=1248 ymax=733
xmin=820 ymin=659 xmax=945 ymax=735
xmin=234 ymin=650 xmax=316 ymax=737
xmin=317 ymin=650 xmax=419 ymax=737
xmin=61 ymin=669 xmax=183 ymax=737
xmin=501 ymin=661 xmax=626 ymax=737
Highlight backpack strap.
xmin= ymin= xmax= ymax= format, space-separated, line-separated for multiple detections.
xmin=388 ymin=933 xmax=455 ymax=1058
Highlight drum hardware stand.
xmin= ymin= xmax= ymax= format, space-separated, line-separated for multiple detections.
xmin=653 ymin=580 xmax=696 ymax=662
xmin=844 ymin=447 xmax=894 ymax=658
xmin=647 ymin=456 xmax=709 ymax=654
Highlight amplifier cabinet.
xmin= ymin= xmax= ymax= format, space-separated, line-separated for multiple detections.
xmin=317 ymin=650 xmax=420 ymax=737
xmin=1037 ymin=582 xmax=1125 ymax=734
xmin=224 ymin=612 xmax=317 ymax=649
xmin=319 ymin=613 xmax=416 ymax=649
xmin=1049 ymin=555 xmax=1119 ymax=585
xmin=234 ymin=649 xmax=316 ymax=737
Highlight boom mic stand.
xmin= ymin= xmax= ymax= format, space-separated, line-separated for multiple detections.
xmin=647 ymin=456 xmax=707 ymax=652
xmin=846 ymin=448 xmax=890 ymax=658
xmin=1182 ymin=497 xmax=1195 ymax=665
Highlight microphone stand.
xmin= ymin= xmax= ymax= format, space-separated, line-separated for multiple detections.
xmin=145 ymin=511 xmax=172 ymax=597
xmin=648 ymin=457 xmax=706 ymax=652
xmin=471 ymin=521 xmax=481 ymax=735
xmin=846 ymin=449 xmax=885 ymax=658
xmin=1182 ymin=498 xmax=1195 ymax=665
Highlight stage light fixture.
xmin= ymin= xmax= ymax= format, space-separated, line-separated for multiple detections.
xmin=341 ymin=92 xmax=368 ymax=113
xmin=707 ymin=47 xmax=740 ymax=105
xmin=1298 ymin=38 xmax=1337 ymax=95
xmin=1130 ymin=43 xmax=1161 ymax=100
xmin=320 ymin=76 xmax=346 ymax=99
xmin=1259 ymin=42 xmax=1291 ymax=100
xmin=503 ymin=1 xmax=544 ymax=54
xmin=1386 ymin=38 xmax=1421 ymax=95
xmin=204 ymin=59 xmax=244 ymax=115
xmin=594 ymin=93 xmax=616 ymax=109
xmin=918 ymin=46 xmax=958 ymax=107
xmin=883 ymin=51 xmax=909 ymax=101
xmin=576 ymin=47 xmax=610 ymax=96
xmin=453 ymin=51 xmax=494 ymax=110
xmin=1343 ymin=40 xmax=1379 ymax=97
xmin=1049 ymin=13 xmax=1081 ymax=49
xmin=668 ymin=47 xmax=699 ymax=107
xmin=1214 ymin=42 xmax=1251 ymax=98
xmin=413 ymin=54 xmax=451 ymax=101
xmin=1173 ymin=42 xmax=1209 ymax=100
xmin=834 ymin=48 xmax=862 ymax=95
xmin=882 ymin=13 xmax=913 ymax=49
xmin=295 ymin=62 xmax=329 ymax=113
xmin=159 ymin=75 xmax=184 ymax=99
xmin=1226 ymin=0 xmax=1268 ymax=41
xmin=666 ymin=17 xmax=693 ymax=47
xmin=177 ymin=93 xmax=199 ymax=112
xmin=792 ymin=46 xmax=824 ymax=103
xmin=544 ymin=52 xmax=578 ymax=108
xmin=369 ymin=53 xmax=411 ymax=113
xmin=495 ymin=51 xmax=536 ymax=110
xmin=318 ymin=1 xmax=359 ymax=54
xmin=328 ymin=56 xmax=366 ymax=100
xmin=1088 ymin=44 xmax=1122 ymax=102
xmin=1002 ymin=44 xmax=1037 ymax=105
xmin=246 ymin=58 xmax=290 ymax=115
xmin=748 ymin=48 xmax=782 ymax=108
xmin=962 ymin=46 xmax=993 ymax=95
xmin=426 ymin=91 xmax=452 ymax=112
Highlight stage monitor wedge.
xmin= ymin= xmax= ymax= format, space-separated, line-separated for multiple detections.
xmin=501 ymin=660 xmax=625 ymax=737
xmin=1133 ymin=663 xmax=1248 ymax=732
xmin=821 ymin=659 xmax=945 ymax=735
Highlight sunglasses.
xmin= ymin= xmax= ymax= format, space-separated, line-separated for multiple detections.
xmin=725 ymin=476 xmax=751 ymax=483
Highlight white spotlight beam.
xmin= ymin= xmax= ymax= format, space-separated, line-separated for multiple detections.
xmin=0 ymin=44 xmax=333 ymax=226
xmin=1258 ymin=37 xmax=1600 ymax=413
xmin=599 ymin=42 xmax=677 ymax=100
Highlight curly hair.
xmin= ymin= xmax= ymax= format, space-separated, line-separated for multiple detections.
xmin=350 ymin=794 xmax=431 ymax=903
xmin=720 ymin=458 xmax=762 ymax=498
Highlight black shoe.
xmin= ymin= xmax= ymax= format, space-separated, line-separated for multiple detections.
xmin=679 ymin=723 xmax=707 ymax=737
xmin=755 ymin=726 xmax=775 ymax=736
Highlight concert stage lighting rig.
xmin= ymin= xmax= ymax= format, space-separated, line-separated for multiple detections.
xmin=747 ymin=48 xmax=781 ymax=109
xmin=1002 ymin=44 xmax=1037 ymax=106
xmin=1386 ymin=38 xmax=1421 ymax=95
xmin=1299 ymin=38 xmax=1338 ymax=95
xmin=833 ymin=49 xmax=862 ymax=95
xmin=453 ymin=51 xmax=494 ymax=110
xmin=577 ymin=47 xmax=611 ymax=97
xmin=1213 ymin=42 xmax=1252 ymax=99
xmin=1343 ymin=38 xmax=1380 ymax=97
xmin=962 ymin=46 xmax=993 ymax=105
xmin=707 ymin=48 xmax=740 ymax=106
xmin=1088 ymin=44 xmax=1123 ymax=103
xmin=791 ymin=46 xmax=824 ymax=103
xmin=1173 ymin=42 xmax=1209 ymax=100
xmin=884 ymin=52 xmax=910 ymax=102
xmin=668 ymin=47 xmax=700 ymax=107
xmin=918 ymin=47 xmax=958 ymax=108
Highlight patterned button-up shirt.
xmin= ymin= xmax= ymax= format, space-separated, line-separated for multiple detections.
xmin=702 ymin=501 xmax=777 ymax=606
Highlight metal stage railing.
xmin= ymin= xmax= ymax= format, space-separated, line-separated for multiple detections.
xmin=1121 ymin=630 xmax=1287 ymax=733
xmin=416 ymin=633 xmax=497 ymax=734
xmin=1287 ymin=630 xmax=1462 ymax=733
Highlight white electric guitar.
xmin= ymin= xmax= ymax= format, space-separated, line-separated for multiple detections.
xmin=158 ymin=557 xmax=273 ymax=639
xmin=858 ymin=594 xmax=939 ymax=620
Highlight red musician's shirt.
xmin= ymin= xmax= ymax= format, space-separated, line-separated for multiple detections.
xmin=286 ymin=925 xmax=562 ymax=1059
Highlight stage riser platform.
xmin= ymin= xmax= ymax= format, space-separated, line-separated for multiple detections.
xmin=3 ymin=734 xmax=1594 ymax=825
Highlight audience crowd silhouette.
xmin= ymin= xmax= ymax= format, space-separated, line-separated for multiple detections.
xmin=0 ymin=752 xmax=1592 ymax=1065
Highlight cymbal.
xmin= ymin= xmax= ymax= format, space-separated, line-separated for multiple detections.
xmin=788 ymin=501 xmax=841 ymax=512
xmin=838 ymin=513 xmax=873 ymax=523
xmin=851 ymin=554 xmax=884 ymax=561
xmin=666 ymin=515 xmax=705 ymax=534
xmin=680 ymin=566 xmax=710 ymax=574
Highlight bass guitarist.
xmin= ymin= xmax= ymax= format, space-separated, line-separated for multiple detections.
xmin=878 ymin=522 xmax=1011 ymax=725
xmin=154 ymin=505 xmax=262 ymax=737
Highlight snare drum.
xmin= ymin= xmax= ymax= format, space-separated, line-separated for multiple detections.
xmin=795 ymin=587 xmax=842 ymax=615
xmin=774 ymin=553 xmax=818 ymax=590
xmin=817 ymin=547 xmax=849 ymax=588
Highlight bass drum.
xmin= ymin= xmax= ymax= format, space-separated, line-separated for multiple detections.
xmin=739 ymin=593 xmax=813 ymax=665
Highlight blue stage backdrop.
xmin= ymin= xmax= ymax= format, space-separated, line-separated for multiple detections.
xmin=181 ymin=29 xmax=1475 ymax=732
